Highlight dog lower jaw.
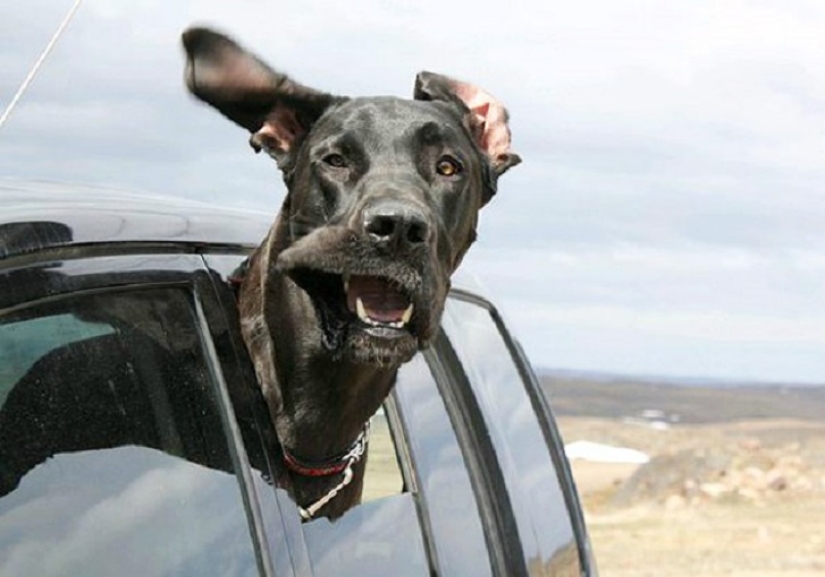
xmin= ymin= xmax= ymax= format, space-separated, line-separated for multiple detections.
xmin=307 ymin=284 xmax=422 ymax=366
xmin=332 ymin=329 xmax=420 ymax=368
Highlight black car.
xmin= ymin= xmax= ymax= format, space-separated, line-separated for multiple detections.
xmin=0 ymin=180 xmax=596 ymax=577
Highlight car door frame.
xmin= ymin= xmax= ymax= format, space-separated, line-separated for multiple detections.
xmin=0 ymin=248 xmax=299 ymax=577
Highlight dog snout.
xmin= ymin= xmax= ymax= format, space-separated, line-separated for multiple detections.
xmin=362 ymin=199 xmax=431 ymax=250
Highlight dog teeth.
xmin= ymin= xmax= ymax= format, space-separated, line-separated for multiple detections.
xmin=356 ymin=297 xmax=369 ymax=323
xmin=355 ymin=297 xmax=414 ymax=329
xmin=400 ymin=303 xmax=414 ymax=325
xmin=343 ymin=274 xmax=350 ymax=294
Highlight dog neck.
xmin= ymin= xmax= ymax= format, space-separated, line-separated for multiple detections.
xmin=271 ymin=340 xmax=396 ymax=460
xmin=237 ymin=228 xmax=399 ymax=517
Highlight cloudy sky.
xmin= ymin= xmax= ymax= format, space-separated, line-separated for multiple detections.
xmin=1 ymin=0 xmax=823 ymax=384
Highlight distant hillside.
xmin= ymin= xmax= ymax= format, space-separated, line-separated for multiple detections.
xmin=539 ymin=373 xmax=825 ymax=423
xmin=539 ymin=368 xmax=824 ymax=388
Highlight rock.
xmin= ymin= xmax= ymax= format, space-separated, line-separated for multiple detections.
xmin=740 ymin=438 xmax=762 ymax=452
xmin=699 ymin=482 xmax=731 ymax=499
xmin=606 ymin=433 xmax=824 ymax=508
xmin=664 ymin=494 xmax=687 ymax=510
xmin=737 ymin=487 xmax=760 ymax=501
xmin=766 ymin=470 xmax=788 ymax=491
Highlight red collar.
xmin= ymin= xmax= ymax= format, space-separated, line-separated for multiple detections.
xmin=282 ymin=424 xmax=370 ymax=478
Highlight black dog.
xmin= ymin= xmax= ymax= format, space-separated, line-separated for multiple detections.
xmin=182 ymin=27 xmax=520 ymax=519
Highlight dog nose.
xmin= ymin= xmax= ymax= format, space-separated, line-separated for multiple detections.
xmin=362 ymin=200 xmax=431 ymax=249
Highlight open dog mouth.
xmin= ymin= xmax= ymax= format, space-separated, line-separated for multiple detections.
xmin=286 ymin=266 xmax=424 ymax=355
xmin=274 ymin=226 xmax=434 ymax=363
xmin=345 ymin=275 xmax=414 ymax=330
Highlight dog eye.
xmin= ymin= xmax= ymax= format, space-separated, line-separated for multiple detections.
xmin=323 ymin=153 xmax=347 ymax=168
xmin=436 ymin=156 xmax=462 ymax=177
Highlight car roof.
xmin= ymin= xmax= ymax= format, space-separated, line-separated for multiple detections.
xmin=0 ymin=179 xmax=273 ymax=257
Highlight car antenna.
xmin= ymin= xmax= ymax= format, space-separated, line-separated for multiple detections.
xmin=0 ymin=0 xmax=84 ymax=133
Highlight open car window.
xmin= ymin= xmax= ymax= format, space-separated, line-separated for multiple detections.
xmin=297 ymin=356 xmax=434 ymax=577
xmin=0 ymin=287 xmax=261 ymax=576
xmin=297 ymin=350 xmax=500 ymax=576
xmin=440 ymin=295 xmax=583 ymax=576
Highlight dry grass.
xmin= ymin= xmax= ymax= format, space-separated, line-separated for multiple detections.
xmin=561 ymin=417 xmax=825 ymax=577
xmin=584 ymin=498 xmax=825 ymax=577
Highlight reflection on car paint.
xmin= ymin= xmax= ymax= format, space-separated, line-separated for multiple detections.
xmin=0 ymin=288 xmax=260 ymax=575
xmin=0 ymin=448 xmax=257 ymax=577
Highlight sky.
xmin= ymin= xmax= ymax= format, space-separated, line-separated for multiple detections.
xmin=1 ymin=0 xmax=823 ymax=384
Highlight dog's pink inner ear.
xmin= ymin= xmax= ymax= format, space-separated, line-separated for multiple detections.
xmin=251 ymin=106 xmax=305 ymax=154
xmin=448 ymin=82 xmax=515 ymax=169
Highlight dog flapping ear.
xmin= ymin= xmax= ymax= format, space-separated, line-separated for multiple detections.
xmin=414 ymin=72 xmax=521 ymax=181
xmin=182 ymin=27 xmax=341 ymax=167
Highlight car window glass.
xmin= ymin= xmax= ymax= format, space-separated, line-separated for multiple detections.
xmin=0 ymin=288 xmax=260 ymax=577
xmin=299 ymin=356 xmax=459 ymax=576
xmin=302 ymin=492 xmax=429 ymax=576
xmin=0 ymin=315 xmax=112 ymax=406
xmin=441 ymin=297 xmax=582 ymax=575
xmin=392 ymin=352 xmax=495 ymax=576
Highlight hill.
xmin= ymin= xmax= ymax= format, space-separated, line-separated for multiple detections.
xmin=539 ymin=372 xmax=825 ymax=423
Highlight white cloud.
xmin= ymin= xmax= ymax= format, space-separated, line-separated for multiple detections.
xmin=1 ymin=0 xmax=823 ymax=382
xmin=509 ymin=303 xmax=825 ymax=346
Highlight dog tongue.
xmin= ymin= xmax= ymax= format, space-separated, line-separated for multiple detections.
xmin=346 ymin=275 xmax=410 ymax=323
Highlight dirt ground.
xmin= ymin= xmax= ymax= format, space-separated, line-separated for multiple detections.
xmin=361 ymin=410 xmax=825 ymax=576
xmin=560 ymin=417 xmax=825 ymax=577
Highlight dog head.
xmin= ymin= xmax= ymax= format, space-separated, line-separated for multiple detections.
xmin=182 ymin=27 xmax=520 ymax=368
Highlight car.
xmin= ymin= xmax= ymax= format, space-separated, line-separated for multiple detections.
xmin=0 ymin=180 xmax=597 ymax=576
